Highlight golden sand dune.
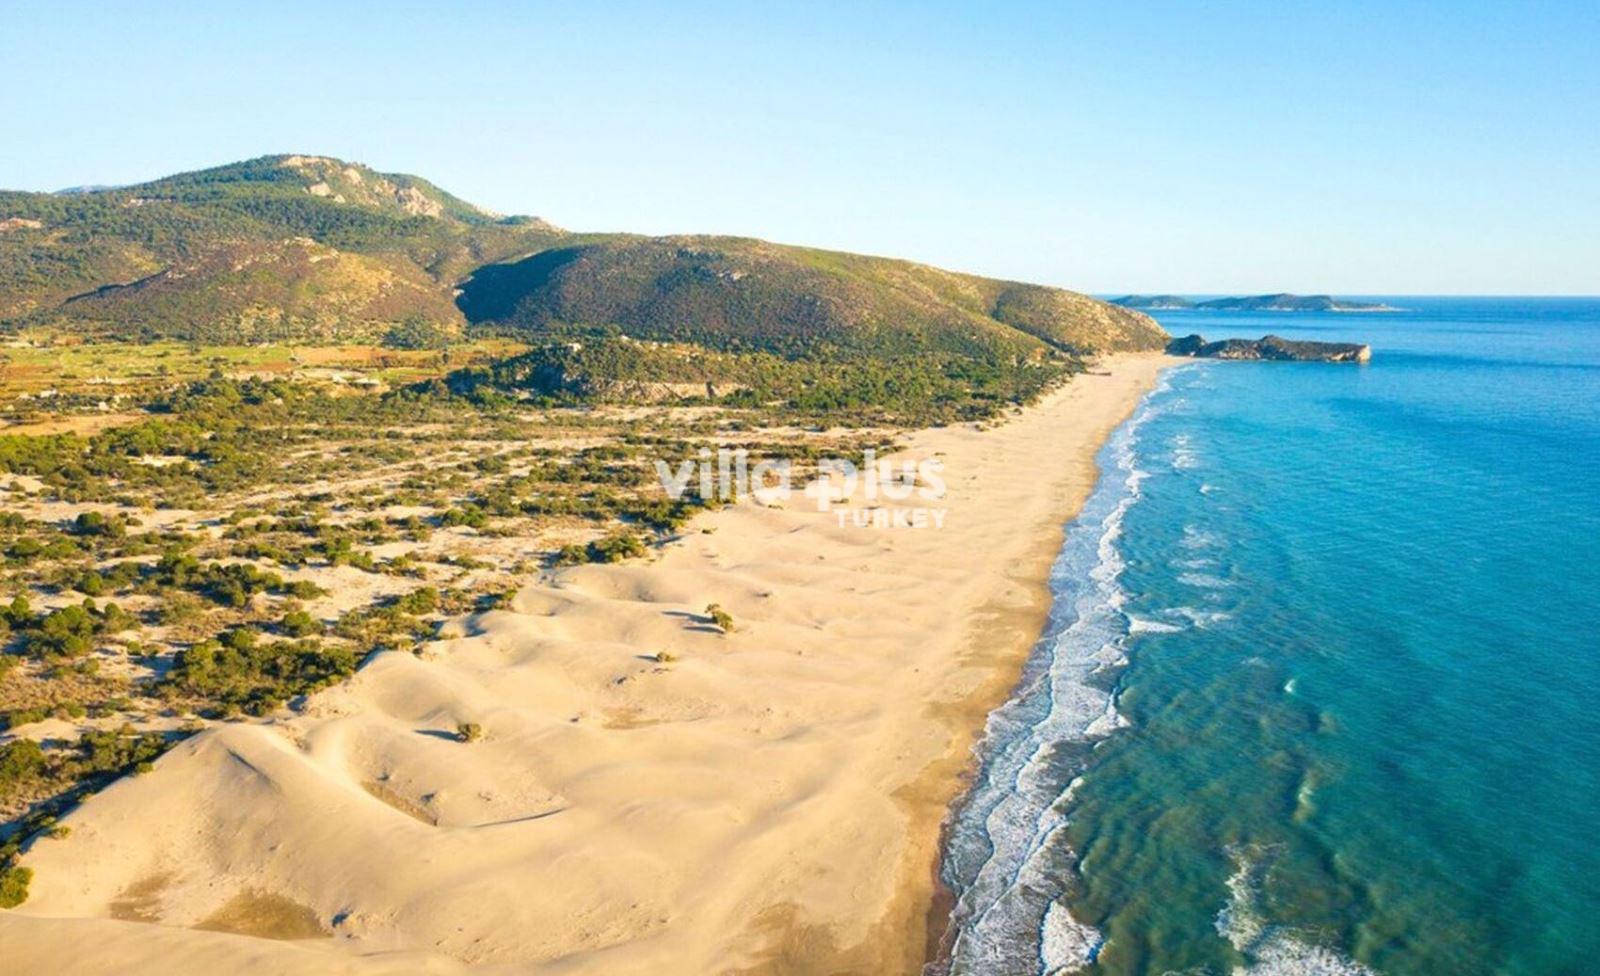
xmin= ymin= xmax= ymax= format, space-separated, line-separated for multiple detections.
xmin=4 ymin=355 xmax=1171 ymax=976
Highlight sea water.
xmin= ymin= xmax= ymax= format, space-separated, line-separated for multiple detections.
xmin=939 ymin=299 xmax=1600 ymax=975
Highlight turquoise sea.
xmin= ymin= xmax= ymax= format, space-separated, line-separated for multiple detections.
xmin=939 ymin=298 xmax=1600 ymax=975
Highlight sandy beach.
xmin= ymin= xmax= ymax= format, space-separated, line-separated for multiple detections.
xmin=3 ymin=353 xmax=1172 ymax=976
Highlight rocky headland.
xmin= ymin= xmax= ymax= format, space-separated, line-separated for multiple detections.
xmin=1166 ymin=333 xmax=1372 ymax=362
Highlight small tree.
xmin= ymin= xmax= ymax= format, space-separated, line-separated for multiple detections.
xmin=705 ymin=604 xmax=733 ymax=633
xmin=71 ymin=510 xmax=125 ymax=538
xmin=281 ymin=609 xmax=319 ymax=637
xmin=456 ymin=722 xmax=483 ymax=743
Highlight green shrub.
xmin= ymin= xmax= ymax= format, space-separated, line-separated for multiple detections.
xmin=149 ymin=551 xmax=307 ymax=607
xmin=7 ymin=538 xmax=44 ymax=562
xmin=23 ymin=605 xmax=97 ymax=659
xmin=155 ymin=591 xmax=205 ymax=626
xmin=198 ymin=563 xmax=283 ymax=608
xmin=393 ymin=586 xmax=439 ymax=615
xmin=280 ymin=610 xmax=319 ymax=637
xmin=439 ymin=505 xmax=488 ymax=529
xmin=71 ymin=511 xmax=126 ymax=538
xmin=67 ymin=726 xmax=167 ymax=778
xmin=0 ymin=739 xmax=47 ymax=792
xmin=74 ymin=570 xmax=106 ymax=596
xmin=586 ymin=532 xmax=648 ymax=564
xmin=705 ymin=603 xmax=734 ymax=633
xmin=335 ymin=602 xmax=433 ymax=651
xmin=1 ymin=708 xmax=50 ymax=731
xmin=2 ymin=595 xmax=30 ymax=628
xmin=165 ymin=629 xmax=356 ymax=716
xmin=286 ymin=579 xmax=327 ymax=600
xmin=0 ymin=865 xmax=32 ymax=909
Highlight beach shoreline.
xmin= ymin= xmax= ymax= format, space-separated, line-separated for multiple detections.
xmin=5 ymin=353 xmax=1175 ymax=976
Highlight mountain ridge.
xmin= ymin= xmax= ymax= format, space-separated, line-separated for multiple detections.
xmin=0 ymin=154 xmax=564 ymax=331
xmin=1 ymin=154 xmax=1166 ymax=364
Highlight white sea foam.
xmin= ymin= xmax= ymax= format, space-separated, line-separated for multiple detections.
xmin=937 ymin=374 xmax=1176 ymax=974
xmin=1128 ymin=616 xmax=1184 ymax=634
xmin=1172 ymin=432 xmax=1200 ymax=470
xmin=1178 ymin=570 xmax=1232 ymax=589
xmin=1040 ymin=901 xmax=1101 ymax=975
xmin=1217 ymin=847 xmax=1377 ymax=976
xmin=1172 ymin=606 xmax=1232 ymax=628
xmin=1293 ymin=774 xmax=1318 ymax=822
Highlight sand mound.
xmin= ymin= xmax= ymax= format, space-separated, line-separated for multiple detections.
xmin=5 ymin=355 xmax=1171 ymax=975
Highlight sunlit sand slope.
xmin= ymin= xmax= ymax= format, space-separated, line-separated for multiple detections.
xmin=6 ymin=354 xmax=1171 ymax=976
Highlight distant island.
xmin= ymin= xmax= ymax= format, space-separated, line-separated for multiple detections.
xmin=1167 ymin=333 xmax=1372 ymax=363
xmin=1108 ymin=294 xmax=1196 ymax=310
xmin=1112 ymin=293 xmax=1399 ymax=312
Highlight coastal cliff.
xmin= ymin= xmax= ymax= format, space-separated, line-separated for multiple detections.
xmin=1167 ymin=333 xmax=1372 ymax=362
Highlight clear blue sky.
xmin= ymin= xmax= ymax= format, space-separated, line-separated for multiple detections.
xmin=2 ymin=1 xmax=1596 ymax=294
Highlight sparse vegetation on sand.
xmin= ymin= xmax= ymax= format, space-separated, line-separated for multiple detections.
xmin=0 ymin=338 xmax=904 ymax=905
xmin=0 ymin=153 xmax=1162 ymax=911
xmin=0 ymin=863 xmax=31 ymax=908
xmin=705 ymin=604 xmax=734 ymax=633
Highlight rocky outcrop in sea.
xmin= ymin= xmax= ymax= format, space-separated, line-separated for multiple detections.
xmin=1166 ymin=333 xmax=1372 ymax=362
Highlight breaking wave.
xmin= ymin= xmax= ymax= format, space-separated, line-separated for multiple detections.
xmin=933 ymin=377 xmax=1170 ymax=975
xmin=1217 ymin=847 xmax=1377 ymax=976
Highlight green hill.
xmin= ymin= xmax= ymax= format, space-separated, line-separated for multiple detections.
xmin=56 ymin=237 xmax=465 ymax=344
xmin=0 ymin=154 xmax=562 ymax=337
xmin=446 ymin=235 xmax=1166 ymax=421
xmin=1 ymin=155 xmax=1165 ymax=416
xmin=457 ymin=235 xmax=1166 ymax=358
